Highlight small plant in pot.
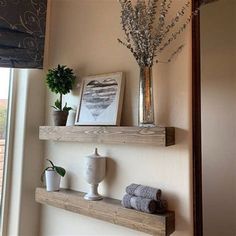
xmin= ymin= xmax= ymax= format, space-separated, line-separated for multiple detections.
xmin=41 ymin=159 xmax=66 ymax=192
xmin=46 ymin=64 xmax=76 ymax=126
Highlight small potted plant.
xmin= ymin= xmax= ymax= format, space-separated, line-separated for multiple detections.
xmin=41 ymin=159 xmax=66 ymax=191
xmin=46 ymin=64 xmax=76 ymax=126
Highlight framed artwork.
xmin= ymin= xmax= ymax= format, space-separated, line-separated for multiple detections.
xmin=75 ymin=72 xmax=125 ymax=126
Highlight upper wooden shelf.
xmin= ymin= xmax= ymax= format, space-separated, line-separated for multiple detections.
xmin=39 ymin=126 xmax=175 ymax=146
xmin=35 ymin=187 xmax=175 ymax=236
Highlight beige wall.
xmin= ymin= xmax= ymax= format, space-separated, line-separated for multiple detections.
xmin=201 ymin=0 xmax=236 ymax=235
xmin=40 ymin=1 xmax=193 ymax=236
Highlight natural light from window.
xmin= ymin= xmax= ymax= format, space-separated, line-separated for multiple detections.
xmin=0 ymin=68 xmax=10 ymax=199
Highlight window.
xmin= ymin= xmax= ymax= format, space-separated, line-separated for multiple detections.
xmin=0 ymin=68 xmax=10 ymax=200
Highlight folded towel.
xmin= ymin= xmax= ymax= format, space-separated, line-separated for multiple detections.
xmin=122 ymin=194 xmax=157 ymax=214
xmin=156 ymin=199 xmax=168 ymax=214
xmin=126 ymin=183 xmax=162 ymax=200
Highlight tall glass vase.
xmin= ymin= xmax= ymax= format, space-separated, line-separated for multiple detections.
xmin=139 ymin=66 xmax=155 ymax=127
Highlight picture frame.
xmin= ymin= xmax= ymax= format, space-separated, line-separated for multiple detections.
xmin=75 ymin=72 xmax=125 ymax=126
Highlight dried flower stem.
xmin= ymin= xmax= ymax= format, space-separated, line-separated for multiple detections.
xmin=118 ymin=0 xmax=193 ymax=67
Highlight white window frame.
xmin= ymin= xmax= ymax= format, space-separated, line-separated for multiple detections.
xmin=0 ymin=68 xmax=16 ymax=236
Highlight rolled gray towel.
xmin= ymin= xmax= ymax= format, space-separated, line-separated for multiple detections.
xmin=156 ymin=199 xmax=168 ymax=214
xmin=126 ymin=183 xmax=162 ymax=200
xmin=122 ymin=194 xmax=132 ymax=208
xmin=122 ymin=194 xmax=157 ymax=214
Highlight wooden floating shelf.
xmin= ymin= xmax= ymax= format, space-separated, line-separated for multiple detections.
xmin=39 ymin=126 xmax=175 ymax=146
xmin=35 ymin=188 xmax=175 ymax=236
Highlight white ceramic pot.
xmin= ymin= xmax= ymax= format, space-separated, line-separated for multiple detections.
xmin=84 ymin=148 xmax=106 ymax=200
xmin=45 ymin=170 xmax=61 ymax=191
xmin=66 ymin=110 xmax=76 ymax=126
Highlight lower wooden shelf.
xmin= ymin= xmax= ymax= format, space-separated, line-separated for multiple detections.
xmin=35 ymin=188 xmax=175 ymax=236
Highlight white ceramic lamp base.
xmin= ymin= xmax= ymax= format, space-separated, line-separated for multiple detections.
xmin=84 ymin=184 xmax=102 ymax=201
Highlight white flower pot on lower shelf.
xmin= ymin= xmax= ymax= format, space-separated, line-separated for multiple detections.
xmin=42 ymin=159 xmax=66 ymax=192
xmin=45 ymin=170 xmax=61 ymax=191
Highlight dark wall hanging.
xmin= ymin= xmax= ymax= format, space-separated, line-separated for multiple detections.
xmin=0 ymin=0 xmax=47 ymax=69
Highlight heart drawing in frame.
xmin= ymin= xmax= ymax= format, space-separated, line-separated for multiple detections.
xmin=82 ymin=78 xmax=118 ymax=120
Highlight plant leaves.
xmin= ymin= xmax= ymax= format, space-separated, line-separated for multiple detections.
xmin=62 ymin=102 xmax=72 ymax=112
xmin=47 ymin=159 xmax=55 ymax=168
xmin=55 ymin=166 xmax=66 ymax=177
xmin=63 ymin=107 xmax=72 ymax=112
xmin=51 ymin=106 xmax=59 ymax=110
xmin=45 ymin=64 xmax=76 ymax=95
xmin=54 ymin=99 xmax=61 ymax=110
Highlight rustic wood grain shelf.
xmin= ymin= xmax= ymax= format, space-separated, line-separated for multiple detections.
xmin=35 ymin=188 xmax=175 ymax=236
xmin=39 ymin=126 xmax=175 ymax=146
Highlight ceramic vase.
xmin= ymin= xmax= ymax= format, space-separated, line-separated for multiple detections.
xmin=45 ymin=170 xmax=61 ymax=191
xmin=66 ymin=110 xmax=76 ymax=126
xmin=84 ymin=148 xmax=106 ymax=200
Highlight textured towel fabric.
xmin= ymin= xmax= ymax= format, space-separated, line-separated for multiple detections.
xmin=122 ymin=194 xmax=157 ymax=214
xmin=126 ymin=183 xmax=162 ymax=200
xmin=156 ymin=199 xmax=168 ymax=214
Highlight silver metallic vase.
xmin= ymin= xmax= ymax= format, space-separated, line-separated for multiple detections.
xmin=84 ymin=148 xmax=106 ymax=201
xmin=139 ymin=66 xmax=155 ymax=127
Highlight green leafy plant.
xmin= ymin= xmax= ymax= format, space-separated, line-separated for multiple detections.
xmin=41 ymin=159 xmax=66 ymax=182
xmin=45 ymin=64 xmax=76 ymax=111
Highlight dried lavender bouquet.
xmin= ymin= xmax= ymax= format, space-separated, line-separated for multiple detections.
xmin=118 ymin=0 xmax=194 ymax=67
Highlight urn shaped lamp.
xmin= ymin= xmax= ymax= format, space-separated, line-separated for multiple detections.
xmin=84 ymin=148 xmax=106 ymax=200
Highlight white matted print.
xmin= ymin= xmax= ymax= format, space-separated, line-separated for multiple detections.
xmin=75 ymin=72 xmax=125 ymax=125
